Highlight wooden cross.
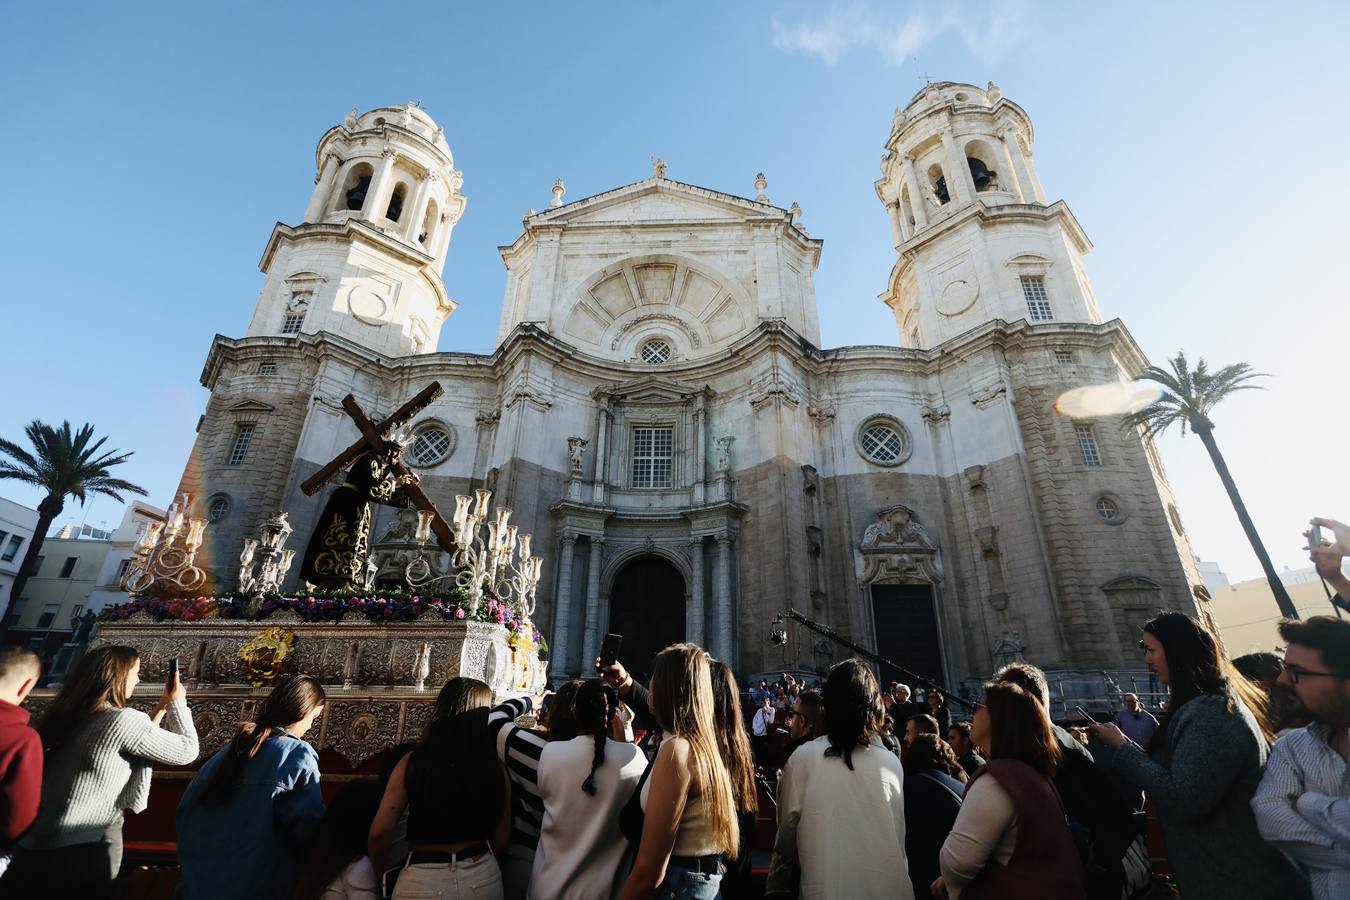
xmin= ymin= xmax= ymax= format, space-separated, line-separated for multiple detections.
xmin=299 ymin=382 xmax=459 ymax=555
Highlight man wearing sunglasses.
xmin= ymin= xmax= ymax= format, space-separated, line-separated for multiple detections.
xmin=1251 ymin=614 xmax=1350 ymax=900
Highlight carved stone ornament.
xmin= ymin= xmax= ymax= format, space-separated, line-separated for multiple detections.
xmin=566 ymin=436 xmax=588 ymax=477
xmin=858 ymin=504 xmax=943 ymax=585
xmin=714 ymin=435 xmax=735 ymax=472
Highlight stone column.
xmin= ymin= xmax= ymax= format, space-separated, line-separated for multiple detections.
xmin=592 ymin=402 xmax=610 ymax=504
xmin=550 ymin=533 xmax=577 ymax=677
xmin=713 ymin=533 xmax=735 ymax=662
xmin=304 ymin=153 xmax=341 ymax=223
xmin=901 ymin=155 xmax=928 ymax=229
xmin=940 ymin=128 xmax=974 ymax=206
xmin=693 ymin=396 xmax=707 ymax=504
xmin=581 ymin=537 xmax=605 ymax=668
xmin=1001 ymin=128 xmax=1042 ymax=204
xmin=687 ymin=537 xmax=705 ymax=647
xmin=365 ymin=149 xmax=399 ymax=221
xmin=887 ymin=201 xmax=905 ymax=246
xmin=405 ymin=172 xmax=435 ymax=241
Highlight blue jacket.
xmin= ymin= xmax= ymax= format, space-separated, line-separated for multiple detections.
xmin=176 ymin=730 xmax=325 ymax=900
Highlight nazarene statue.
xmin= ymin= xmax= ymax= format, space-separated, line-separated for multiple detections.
xmin=299 ymin=441 xmax=411 ymax=589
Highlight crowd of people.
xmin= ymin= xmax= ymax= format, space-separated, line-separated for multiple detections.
xmin=0 ymin=520 xmax=1349 ymax=899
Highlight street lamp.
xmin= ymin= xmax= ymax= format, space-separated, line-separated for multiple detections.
xmin=239 ymin=512 xmax=296 ymax=593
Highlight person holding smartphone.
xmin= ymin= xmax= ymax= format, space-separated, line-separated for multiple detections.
xmin=1 ymin=646 xmax=198 ymax=899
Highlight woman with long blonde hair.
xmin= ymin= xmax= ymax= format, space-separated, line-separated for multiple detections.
xmin=618 ymin=644 xmax=738 ymax=900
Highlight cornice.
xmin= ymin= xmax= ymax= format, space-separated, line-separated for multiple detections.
xmin=884 ymin=199 xmax=1093 ymax=301
xmin=201 ymin=317 xmax=1149 ymax=401
xmin=261 ymin=220 xmax=436 ymax=271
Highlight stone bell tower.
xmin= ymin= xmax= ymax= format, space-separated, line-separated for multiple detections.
xmin=875 ymin=82 xmax=1102 ymax=349
xmin=245 ymin=104 xmax=467 ymax=357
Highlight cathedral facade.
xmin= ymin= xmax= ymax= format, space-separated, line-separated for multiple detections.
xmin=176 ymin=83 xmax=1205 ymax=690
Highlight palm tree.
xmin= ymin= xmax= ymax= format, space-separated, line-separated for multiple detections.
xmin=1122 ymin=352 xmax=1298 ymax=619
xmin=0 ymin=420 xmax=147 ymax=634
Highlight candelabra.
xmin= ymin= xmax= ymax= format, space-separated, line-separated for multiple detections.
xmin=238 ymin=512 xmax=296 ymax=594
xmin=405 ymin=489 xmax=544 ymax=617
xmin=121 ymin=493 xmax=207 ymax=594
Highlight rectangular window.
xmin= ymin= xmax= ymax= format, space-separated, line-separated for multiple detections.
xmin=29 ymin=556 xmax=43 ymax=577
xmin=1021 ymin=276 xmax=1053 ymax=321
xmin=0 ymin=530 xmax=7 ymax=546
xmin=1054 ymin=350 xmax=1074 ymax=365
xmin=1 ymin=535 xmax=20 ymax=561
xmin=281 ymin=313 xmax=305 ymax=335
xmin=227 ymin=424 xmax=256 ymax=466
xmin=7 ymin=599 xmax=27 ymax=624
xmin=257 ymin=361 xmax=277 ymax=375
xmin=117 ymin=558 xmax=132 ymax=581
xmin=59 ymin=556 xmax=78 ymax=578
xmin=70 ymin=605 xmax=83 ymax=622
xmin=631 ymin=426 xmax=674 ymax=489
xmin=37 ymin=604 xmax=60 ymax=629
xmin=1075 ymin=425 xmax=1104 ymax=467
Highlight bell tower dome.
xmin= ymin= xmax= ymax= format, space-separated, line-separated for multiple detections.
xmin=245 ymin=104 xmax=467 ymax=356
xmin=875 ymin=82 xmax=1100 ymax=348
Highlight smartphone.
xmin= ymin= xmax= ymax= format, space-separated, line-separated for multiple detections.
xmin=166 ymin=657 xmax=179 ymax=688
xmin=598 ymin=633 xmax=622 ymax=668
xmin=1310 ymin=524 xmax=1325 ymax=550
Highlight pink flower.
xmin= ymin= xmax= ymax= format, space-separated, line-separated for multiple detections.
xmin=454 ymin=608 xmax=466 ymax=619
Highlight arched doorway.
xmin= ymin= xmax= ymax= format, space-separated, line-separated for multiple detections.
xmin=608 ymin=556 xmax=686 ymax=683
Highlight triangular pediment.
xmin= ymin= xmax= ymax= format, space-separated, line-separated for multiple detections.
xmin=228 ymin=399 xmax=276 ymax=414
xmin=593 ymin=375 xmax=711 ymax=404
xmin=532 ymin=178 xmax=782 ymax=227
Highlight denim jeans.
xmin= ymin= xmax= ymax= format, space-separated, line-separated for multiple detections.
xmin=392 ymin=852 xmax=504 ymax=899
xmin=656 ymin=862 xmax=723 ymax=900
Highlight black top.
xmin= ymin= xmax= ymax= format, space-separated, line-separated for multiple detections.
xmin=903 ymin=768 xmax=964 ymax=899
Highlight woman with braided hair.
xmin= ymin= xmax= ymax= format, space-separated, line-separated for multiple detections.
xmin=529 ymin=679 xmax=646 ymax=899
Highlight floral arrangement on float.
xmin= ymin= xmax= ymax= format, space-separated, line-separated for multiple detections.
xmin=98 ymin=589 xmax=546 ymax=650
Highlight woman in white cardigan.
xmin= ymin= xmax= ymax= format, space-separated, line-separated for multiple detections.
xmin=529 ymin=679 xmax=645 ymax=900
xmin=1 ymin=644 xmax=198 ymax=899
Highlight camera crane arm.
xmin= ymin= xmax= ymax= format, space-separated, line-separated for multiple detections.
xmin=772 ymin=608 xmax=975 ymax=713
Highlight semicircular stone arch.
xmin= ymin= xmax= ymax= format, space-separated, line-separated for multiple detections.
xmin=558 ymin=254 xmax=752 ymax=361
xmin=600 ymin=540 xmax=693 ymax=596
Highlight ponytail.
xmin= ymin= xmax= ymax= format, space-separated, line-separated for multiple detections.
xmin=197 ymin=675 xmax=325 ymax=807
xmin=573 ymin=679 xmax=618 ymax=796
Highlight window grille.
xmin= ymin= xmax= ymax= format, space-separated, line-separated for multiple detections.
xmin=1054 ymin=350 xmax=1074 ymax=364
xmin=228 ymin=425 xmax=256 ymax=466
xmin=410 ymin=426 xmax=453 ymax=466
xmin=1021 ymin=276 xmax=1053 ymax=321
xmin=640 ymin=339 xmax=672 ymax=364
xmin=632 ymin=427 xmax=674 ymax=488
xmin=281 ymin=313 xmax=305 ymax=335
xmin=860 ymin=423 xmax=906 ymax=464
xmin=207 ymin=495 xmax=230 ymax=521
xmin=1075 ymin=425 xmax=1103 ymax=466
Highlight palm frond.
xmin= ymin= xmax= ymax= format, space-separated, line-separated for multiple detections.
xmin=0 ymin=419 xmax=146 ymax=508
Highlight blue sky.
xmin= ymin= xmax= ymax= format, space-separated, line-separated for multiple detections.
xmin=1 ymin=1 xmax=1347 ymax=585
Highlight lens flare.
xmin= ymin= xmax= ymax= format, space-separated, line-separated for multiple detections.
xmin=1054 ymin=381 xmax=1164 ymax=418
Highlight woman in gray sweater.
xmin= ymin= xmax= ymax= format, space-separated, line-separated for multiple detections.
xmin=1089 ymin=613 xmax=1310 ymax=900
xmin=0 ymin=644 xmax=198 ymax=898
